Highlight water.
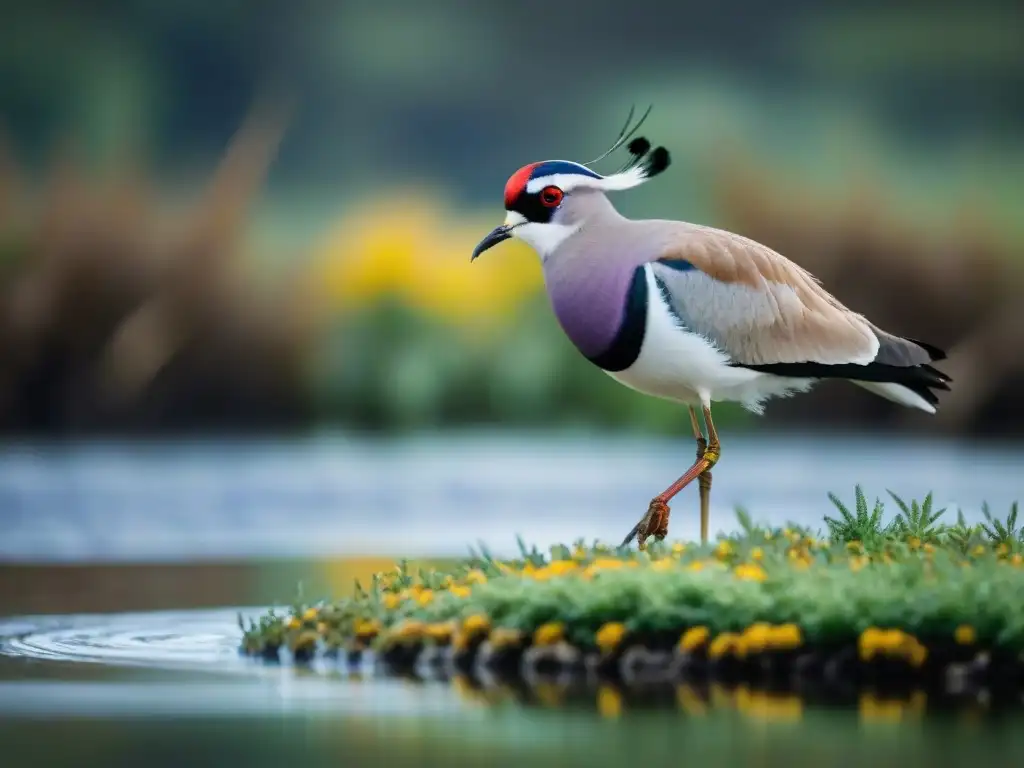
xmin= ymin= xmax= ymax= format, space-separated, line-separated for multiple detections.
xmin=1 ymin=432 xmax=1021 ymax=562
xmin=1 ymin=432 xmax=1022 ymax=765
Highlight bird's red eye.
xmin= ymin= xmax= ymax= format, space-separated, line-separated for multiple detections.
xmin=539 ymin=186 xmax=563 ymax=207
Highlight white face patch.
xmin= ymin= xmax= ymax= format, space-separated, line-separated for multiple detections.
xmin=504 ymin=210 xmax=578 ymax=259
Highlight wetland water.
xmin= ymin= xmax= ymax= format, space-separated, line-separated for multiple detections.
xmin=1 ymin=432 xmax=1023 ymax=765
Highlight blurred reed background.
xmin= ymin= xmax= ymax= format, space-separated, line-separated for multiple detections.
xmin=1 ymin=0 xmax=1022 ymax=441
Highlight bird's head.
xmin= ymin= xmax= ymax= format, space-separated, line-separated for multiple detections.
xmin=471 ymin=107 xmax=671 ymax=262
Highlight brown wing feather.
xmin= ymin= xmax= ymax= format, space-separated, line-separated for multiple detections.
xmin=656 ymin=223 xmax=880 ymax=366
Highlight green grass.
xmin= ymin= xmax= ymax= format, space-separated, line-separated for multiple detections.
xmin=240 ymin=487 xmax=1024 ymax=690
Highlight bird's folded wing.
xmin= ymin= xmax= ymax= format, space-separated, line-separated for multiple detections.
xmin=650 ymin=223 xmax=880 ymax=367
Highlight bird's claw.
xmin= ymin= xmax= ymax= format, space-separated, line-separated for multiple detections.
xmin=636 ymin=499 xmax=671 ymax=550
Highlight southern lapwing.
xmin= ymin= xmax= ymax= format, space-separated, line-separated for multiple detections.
xmin=471 ymin=108 xmax=952 ymax=550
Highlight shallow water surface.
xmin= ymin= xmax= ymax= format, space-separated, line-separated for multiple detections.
xmin=0 ymin=607 xmax=1022 ymax=766
xmin=1 ymin=434 xmax=1022 ymax=765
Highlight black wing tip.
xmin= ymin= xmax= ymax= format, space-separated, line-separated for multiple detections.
xmin=906 ymin=337 xmax=948 ymax=363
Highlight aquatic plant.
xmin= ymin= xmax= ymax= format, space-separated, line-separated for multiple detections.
xmin=241 ymin=489 xmax=1024 ymax=698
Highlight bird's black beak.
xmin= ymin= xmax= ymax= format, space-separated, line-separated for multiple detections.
xmin=471 ymin=225 xmax=512 ymax=261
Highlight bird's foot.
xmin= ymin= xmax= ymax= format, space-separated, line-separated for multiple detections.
xmin=635 ymin=498 xmax=671 ymax=550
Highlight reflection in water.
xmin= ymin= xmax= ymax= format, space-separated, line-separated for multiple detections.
xmin=1 ymin=608 xmax=1023 ymax=766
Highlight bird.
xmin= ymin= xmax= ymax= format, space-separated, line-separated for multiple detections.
xmin=470 ymin=107 xmax=952 ymax=550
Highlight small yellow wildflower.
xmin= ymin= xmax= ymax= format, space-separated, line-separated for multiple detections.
xmin=651 ymin=558 xmax=675 ymax=571
xmin=849 ymin=555 xmax=869 ymax=572
xmin=302 ymin=607 xmax=318 ymax=622
xmin=996 ymin=542 xmax=1010 ymax=557
xmin=589 ymin=558 xmax=626 ymax=572
xmin=671 ymin=542 xmax=686 ymax=556
xmin=316 ymin=622 xmax=327 ymax=634
xmin=1012 ymin=553 xmax=1023 ymax=567
xmin=597 ymin=685 xmax=623 ymax=718
xmin=572 ymin=545 xmax=588 ymax=560
xmin=286 ymin=616 xmax=301 ymax=630
xmin=714 ymin=540 xmax=734 ymax=559
xmin=488 ymin=627 xmax=524 ymax=649
xmin=462 ymin=614 xmax=491 ymax=635
xmin=907 ymin=537 xmax=921 ymax=551
xmin=768 ymin=623 xmax=803 ymax=651
xmin=465 ymin=569 xmax=488 ymax=585
xmin=382 ymin=593 xmax=402 ymax=610
xmin=750 ymin=547 xmax=764 ymax=561
xmin=846 ymin=540 xmax=863 ymax=553
xmin=954 ymin=624 xmax=977 ymax=645
xmin=390 ymin=619 xmax=426 ymax=641
xmin=740 ymin=622 xmax=772 ymax=654
xmin=425 ymin=621 xmax=456 ymax=643
xmin=783 ymin=529 xmax=800 ymax=542
xmin=354 ymin=618 xmax=381 ymax=638
xmin=923 ymin=542 xmax=935 ymax=554
xmin=595 ymin=622 xmax=628 ymax=654
xmin=734 ymin=563 xmax=767 ymax=582
xmin=416 ymin=589 xmax=435 ymax=607
xmin=678 ymin=626 xmax=710 ymax=653
xmin=448 ymin=585 xmax=471 ymax=599
xmin=687 ymin=560 xmax=706 ymax=572
xmin=536 ymin=560 xmax=578 ymax=579
xmin=533 ymin=622 xmax=565 ymax=647
xmin=972 ymin=545 xmax=986 ymax=557
xmin=708 ymin=632 xmax=742 ymax=660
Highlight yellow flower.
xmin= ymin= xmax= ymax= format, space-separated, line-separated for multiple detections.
xmin=589 ymin=558 xmax=626 ymax=572
xmin=687 ymin=561 xmax=706 ymax=572
xmin=954 ymin=624 xmax=976 ymax=645
xmin=530 ymin=560 xmax=578 ymax=580
xmin=907 ymin=537 xmax=921 ymax=551
xmin=572 ymin=545 xmax=588 ymax=560
xmin=734 ymin=563 xmax=767 ymax=582
xmin=783 ymin=529 xmax=800 ymax=542
xmin=923 ymin=543 xmax=935 ymax=554
xmin=708 ymin=632 xmax=742 ymax=660
xmin=354 ymin=618 xmax=382 ymax=638
xmin=972 ymin=545 xmax=986 ymax=557
xmin=316 ymin=622 xmax=327 ymax=634
xmin=302 ymin=607 xmax=318 ymax=622
xmin=858 ymin=627 xmax=927 ymax=666
xmin=767 ymin=623 xmax=803 ymax=651
xmin=488 ymin=627 xmax=524 ymax=649
xmin=678 ymin=626 xmax=710 ymax=653
xmin=416 ymin=589 xmax=435 ymax=607
xmin=597 ymin=685 xmax=623 ymax=718
xmin=462 ymin=614 xmax=491 ymax=635
xmin=846 ymin=540 xmax=863 ymax=553
xmin=651 ymin=558 xmax=675 ymax=571
xmin=849 ymin=555 xmax=869 ymax=572
xmin=286 ymin=616 xmax=301 ymax=630
xmin=595 ymin=622 xmax=628 ymax=654
xmin=382 ymin=593 xmax=402 ymax=610
xmin=740 ymin=622 xmax=772 ymax=654
xmin=1012 ymin=553 xmax=1024 ymax=567
xmin=425 ymin=621 xmax=456 ymax=643
xmin=390 ymin=620 xmax=426 ymax=642
xmin=714 ymin=541 xmax=734 ymax=559
xmin=448 ymin=585 xmax=471 ymax=599
xmin=533 ymin=622 xmax=565 ymax=647
xmin=465 ymin=569 xmax=488 ymax=585
xmin=750 ymin=547 xmax=764 ymax=561
xmin=996 ymin=542 xmax=1010 ymax=557
xmin=672 ymin=542 xmax=686 ymax=555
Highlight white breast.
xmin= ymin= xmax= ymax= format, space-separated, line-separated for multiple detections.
xmin=606 ymin=264 xmax=816 ymax=413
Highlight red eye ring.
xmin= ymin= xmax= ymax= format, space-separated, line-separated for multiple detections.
xmin=539 ymin=186 xmax=563 ymax=207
